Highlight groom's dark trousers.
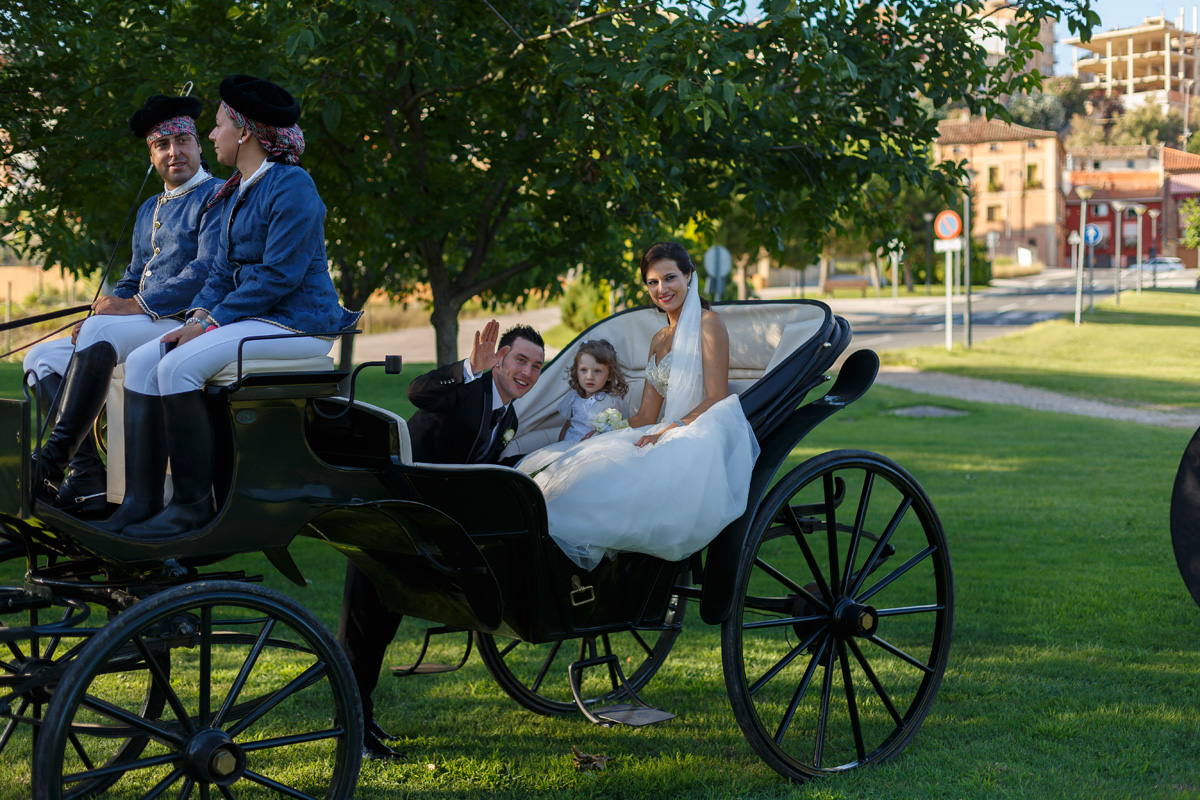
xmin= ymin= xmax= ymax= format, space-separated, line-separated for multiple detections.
xmin=336 ymin=360 xmax=517 ymax=724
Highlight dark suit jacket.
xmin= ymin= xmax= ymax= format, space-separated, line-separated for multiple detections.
xmin=406 ymin=360 xmax=518 ymax=464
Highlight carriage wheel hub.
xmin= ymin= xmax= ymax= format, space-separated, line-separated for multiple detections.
xmin=183 ymin=728 xmax=245 ymax=786
xmin=832 ymin=598 xmax=878 ymax=638
xmin=16 ymin=656 xmax=55 ymax=704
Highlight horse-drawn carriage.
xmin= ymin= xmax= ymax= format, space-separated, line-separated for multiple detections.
xmin=0 ymin=298 xmax=953 ymax=798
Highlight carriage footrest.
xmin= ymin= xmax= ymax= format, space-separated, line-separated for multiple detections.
xmin=568 ymin=654 xmax=674 ymax=727
xmin=390 ymin=626 xmax=472 ymax=677
xmin=591 ymin=703 xmax=675 ymax=727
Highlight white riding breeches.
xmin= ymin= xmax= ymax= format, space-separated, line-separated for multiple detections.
xmin=123 ymin=320 xmax=333 ymax=396
xmin=22 ymin=315 xmax=179 ymax=386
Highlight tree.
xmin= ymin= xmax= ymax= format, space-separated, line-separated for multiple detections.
xmin=1111 ymin=104 xmax=1184 ymax=147
xmin=0 ymin=0 xmax=1097 ymax=365
xmin=1044 ymin=75 xmax=1088 ymax=119
xmin=1180 ymin=198 xmax=1200 ymax=251
xmin=1008 ymin=92 xmax=1067 ymax=133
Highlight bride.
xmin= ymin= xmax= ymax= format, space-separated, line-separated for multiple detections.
xmin=518 ymin=242 xmax=760 ymax=570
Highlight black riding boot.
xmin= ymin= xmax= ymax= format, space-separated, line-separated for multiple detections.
xmin=54 ymin=428 xmax=109 ymax=516
xmin=32 ymin=342 xmax=117 ymax=504
xmin=123 ymin=391 xmax=214 ymax=539
xmin=95 ymin=390 xmax=168 ymax=533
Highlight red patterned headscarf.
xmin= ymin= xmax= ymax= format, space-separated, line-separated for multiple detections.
xmin=206 ymin=101 xmax=307 ymax=208
xmin=145 ymin=115 xmax=198 ymax=145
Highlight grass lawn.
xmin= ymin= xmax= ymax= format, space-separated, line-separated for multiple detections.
xmin=0 ymin=325 xmax=1197 ymax=797
xmin=880 ymin=288 xmax=1200 ymax=410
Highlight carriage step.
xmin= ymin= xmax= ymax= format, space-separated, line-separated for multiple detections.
xmin=591 ymin=703 xmax=675 ymax=727
xmin=390 ymin=626 xmax=472 ymax=677
xmin=568 ymin=654 xmax=675 ymax=727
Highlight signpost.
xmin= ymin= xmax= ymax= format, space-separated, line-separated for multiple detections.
xmin=1083 ymin=223 xmax=1102 ymax=314
xmin=703 ymin=245 xmax=732 ymax=301
xmin=934 ymin=211 xmax=962 ymax=351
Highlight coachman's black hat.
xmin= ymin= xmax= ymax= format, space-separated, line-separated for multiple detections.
xmin=128 ymin=95 xmax=204 ymax=139
xmin=219 ymin=75 xmax=301 ymax=127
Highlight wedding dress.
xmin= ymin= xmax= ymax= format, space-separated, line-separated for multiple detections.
xmin=518 ymin=279 xmax=760 ymax=570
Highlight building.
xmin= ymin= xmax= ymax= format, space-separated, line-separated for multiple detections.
xmin=1061 ymin=144 xmax=1200 ymax=268
xmin=1065 ymin=15 xmax=1200 ymax=116
xmin=934 ymin=115 xmax=1065 ymax=268
xmin=976 ymin=0 xmax=1056 ymax=85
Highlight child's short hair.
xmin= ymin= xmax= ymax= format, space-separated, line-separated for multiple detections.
xmin=567 ymin=339 xmax=629 ymax=398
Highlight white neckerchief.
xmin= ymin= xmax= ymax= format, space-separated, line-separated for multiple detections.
xmin=237 ymin=159 xmax=274 ymax=197
xmin=162 ymin=167 xmax=212 ymax=197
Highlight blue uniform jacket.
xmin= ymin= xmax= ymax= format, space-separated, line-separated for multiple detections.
xmin=189 ymin=163 xmax=361 ymax=336
xmin=113 ymin=172 xmax=223 ymax=320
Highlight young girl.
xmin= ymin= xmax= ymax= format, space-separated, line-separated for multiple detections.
xmin=557 ymin=339 xmax=630 ymax=442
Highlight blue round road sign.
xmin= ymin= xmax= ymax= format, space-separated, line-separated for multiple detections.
xmin=1083 ymin=223 xmax=1103 ymax=246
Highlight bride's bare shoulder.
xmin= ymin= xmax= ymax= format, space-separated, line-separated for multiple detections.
xmin=700 ymin=309 xmax=729 ymax=336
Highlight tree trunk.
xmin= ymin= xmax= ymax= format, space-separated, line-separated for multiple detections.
xmin=337 ymin=333 xmax=356 ymax=370
xmin=430 ymin=297 xmax=463 ymax=367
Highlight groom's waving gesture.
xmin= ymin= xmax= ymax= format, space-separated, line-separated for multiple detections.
xmin=406 ymin=320 xmax=545 ymax=464
xmin=337 ymin=321 xmax=544 ymax=760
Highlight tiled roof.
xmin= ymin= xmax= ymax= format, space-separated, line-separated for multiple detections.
xmin=1170 ymin=172 xmax=1200 ymax=195
xmin=936 ymin=116 xmax=1057 ymax=145
xmin=1162 ymin=147 xmax=1200 ymax=173
xmin=1066 ymin=144 xmax=1157 ymax=160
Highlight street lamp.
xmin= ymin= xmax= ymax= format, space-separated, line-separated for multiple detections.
xmin=1147 ymin=208 xmax=1162 ymax=289
xmin=1133 ymin=203 xmax=1148 ymax=297
xmin=923 ymin=211 xmax=934 ymax=296
xmin=1075 ymin=185 xmax=1095 ymax=326
xmin=1110 ymin=199 xmax=1128 ymax=307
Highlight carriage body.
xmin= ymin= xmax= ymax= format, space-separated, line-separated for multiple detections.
xmin=0 ymin=298 xmax=954 ymax=796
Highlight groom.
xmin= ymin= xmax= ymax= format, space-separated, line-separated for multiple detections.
xmin=336 ymin=321 xmax=545 ymax=759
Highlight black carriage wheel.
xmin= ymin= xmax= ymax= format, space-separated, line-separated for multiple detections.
xmin=721 ymin=450 xmax=953 ymax=781
xmin=32 ymin=581 xmax=363 ymax=800
xmin=1170 ymin=426 xmax=1200 ymax=606
xmin=0 ymin=537 xmax=168 ymax=798
xmin=475 ymin=590 xmax=686 ymax=716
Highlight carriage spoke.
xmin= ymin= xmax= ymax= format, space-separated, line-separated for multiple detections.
xmin=627 ymin=628 xmax=655 ymax=659
xmin=837 ymin=640 xmax=866 ymax=762
xmin=498 ymin=638 xmax=521 ymax=658
xmin=0 ymin=698 xmax=28 ymax=752
xmin=214 ymin=618 xmax=276 ymax=729
xmin=63 ymin=749 xmax=180 ymax=784
xmin=772 ymin=635 xmax=828 ymax=745
xmin=241 ymin=769 xmax=320 ymax=800
xmin=176 ymin=777 xmax=195 ymax=800
xmin=600 ymin=634 xmax=621 ymax=692
xmin=742 ymin=613 xmax=825 ymax=631
xmin=841 ymin=472 xmax=875 ymax=592
xmin=823 ymin=472 xmax=841 ymax=596
xmin=134 ymin=635 xmax=195 ymax=736
xmin=199 ymin=782 xmax=210 ymax=800
xmin=529 ymin=640 xmax=563 ymax=693
xmin=876 ymin=603 xmax=943 ymax=617
xmin=848 ymin=497 xmax=912 ymax=598
xmin=812 ymin=640 xmax=836 ymax=768
xmin=218 ymin=784 xmax=237 ymax=799
xmin=199 ymin=606 xmax=212 ymax=727
xmin=862 ymin=633 xmax=934 ymax=673
xmin=741 ymin=594 xmax=801 ymax=616
xmin=239 ymin=726 xmax=346 ymax=751
xmin=141 ymin=767 xmax=186 ymax=800
xmin=77 ymin=691 xmax=183 ymax=746
xmin=67 ymin=730 xmax=97 ymax=771
xmin=226 ymin=661 xmax=328 ymax=738
xmin=750 ymin=626 xmax=825 ymax=695
xmin=846 ymin=638 xmax=903 ymax=726
xmin=857 ymin=545 xmax=938 ymax=604
xmin=782 ymin=507 xmax=832 ymax=602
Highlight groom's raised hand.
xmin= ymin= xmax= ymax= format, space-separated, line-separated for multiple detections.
xmin=470 ymin=319 xmax=505 ymax=374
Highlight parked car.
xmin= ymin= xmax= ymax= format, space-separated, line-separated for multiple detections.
xmin=1140 ymin=256 xmax=1185 ymax=272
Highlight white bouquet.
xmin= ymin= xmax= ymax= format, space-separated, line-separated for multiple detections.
xmin=591 ymin=407 xmax=629 ymax=433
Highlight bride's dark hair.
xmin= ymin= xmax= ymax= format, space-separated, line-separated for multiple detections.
xmin=639 ymin=242 xmax=711 ymax=311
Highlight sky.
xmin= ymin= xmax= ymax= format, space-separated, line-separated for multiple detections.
xmin=1055 ymin=1 xmax=1200 ymax=74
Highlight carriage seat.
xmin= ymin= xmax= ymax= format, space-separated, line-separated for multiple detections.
xmin=502 ymin=301 xmax=829 ymax=459
xmin=105 ymin=355 xmax=339 ymax=502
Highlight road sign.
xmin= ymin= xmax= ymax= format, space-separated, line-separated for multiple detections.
xmin=703 ymin=245 xmax=732 ymax=279
xmin=934 ymin=210 xmax=962 ymax=240
xmin=1083 ymin=223 xmax=1103 ymax=246
xmin=933 ymin=237 xmax=963 ymax=253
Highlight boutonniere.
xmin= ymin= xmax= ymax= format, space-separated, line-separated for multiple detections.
xmin=502 ymin=428 xmax=515 ymax=446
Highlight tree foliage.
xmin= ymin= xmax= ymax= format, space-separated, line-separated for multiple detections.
xmin=1008 ymin=92 xmax=1067 ymax=133
xmin=0 ymin=0 xmax=1096 ymax=364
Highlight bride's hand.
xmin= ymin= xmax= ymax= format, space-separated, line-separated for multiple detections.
xmin=635 ymin=432 xmax=661 ymax=448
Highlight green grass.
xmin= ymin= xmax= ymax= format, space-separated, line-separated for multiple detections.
xmin=2 ymin=338 xmax=1199 ymax=797
xmin=881 ymin=288 xmax=1200 ymax=409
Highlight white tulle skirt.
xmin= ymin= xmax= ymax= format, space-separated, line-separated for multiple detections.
xmin=517 ymin=395 xmax=760 ymax=570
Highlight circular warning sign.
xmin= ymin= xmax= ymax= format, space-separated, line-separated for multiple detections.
xmin=934 ymin=210 xmax=963 ymax=240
